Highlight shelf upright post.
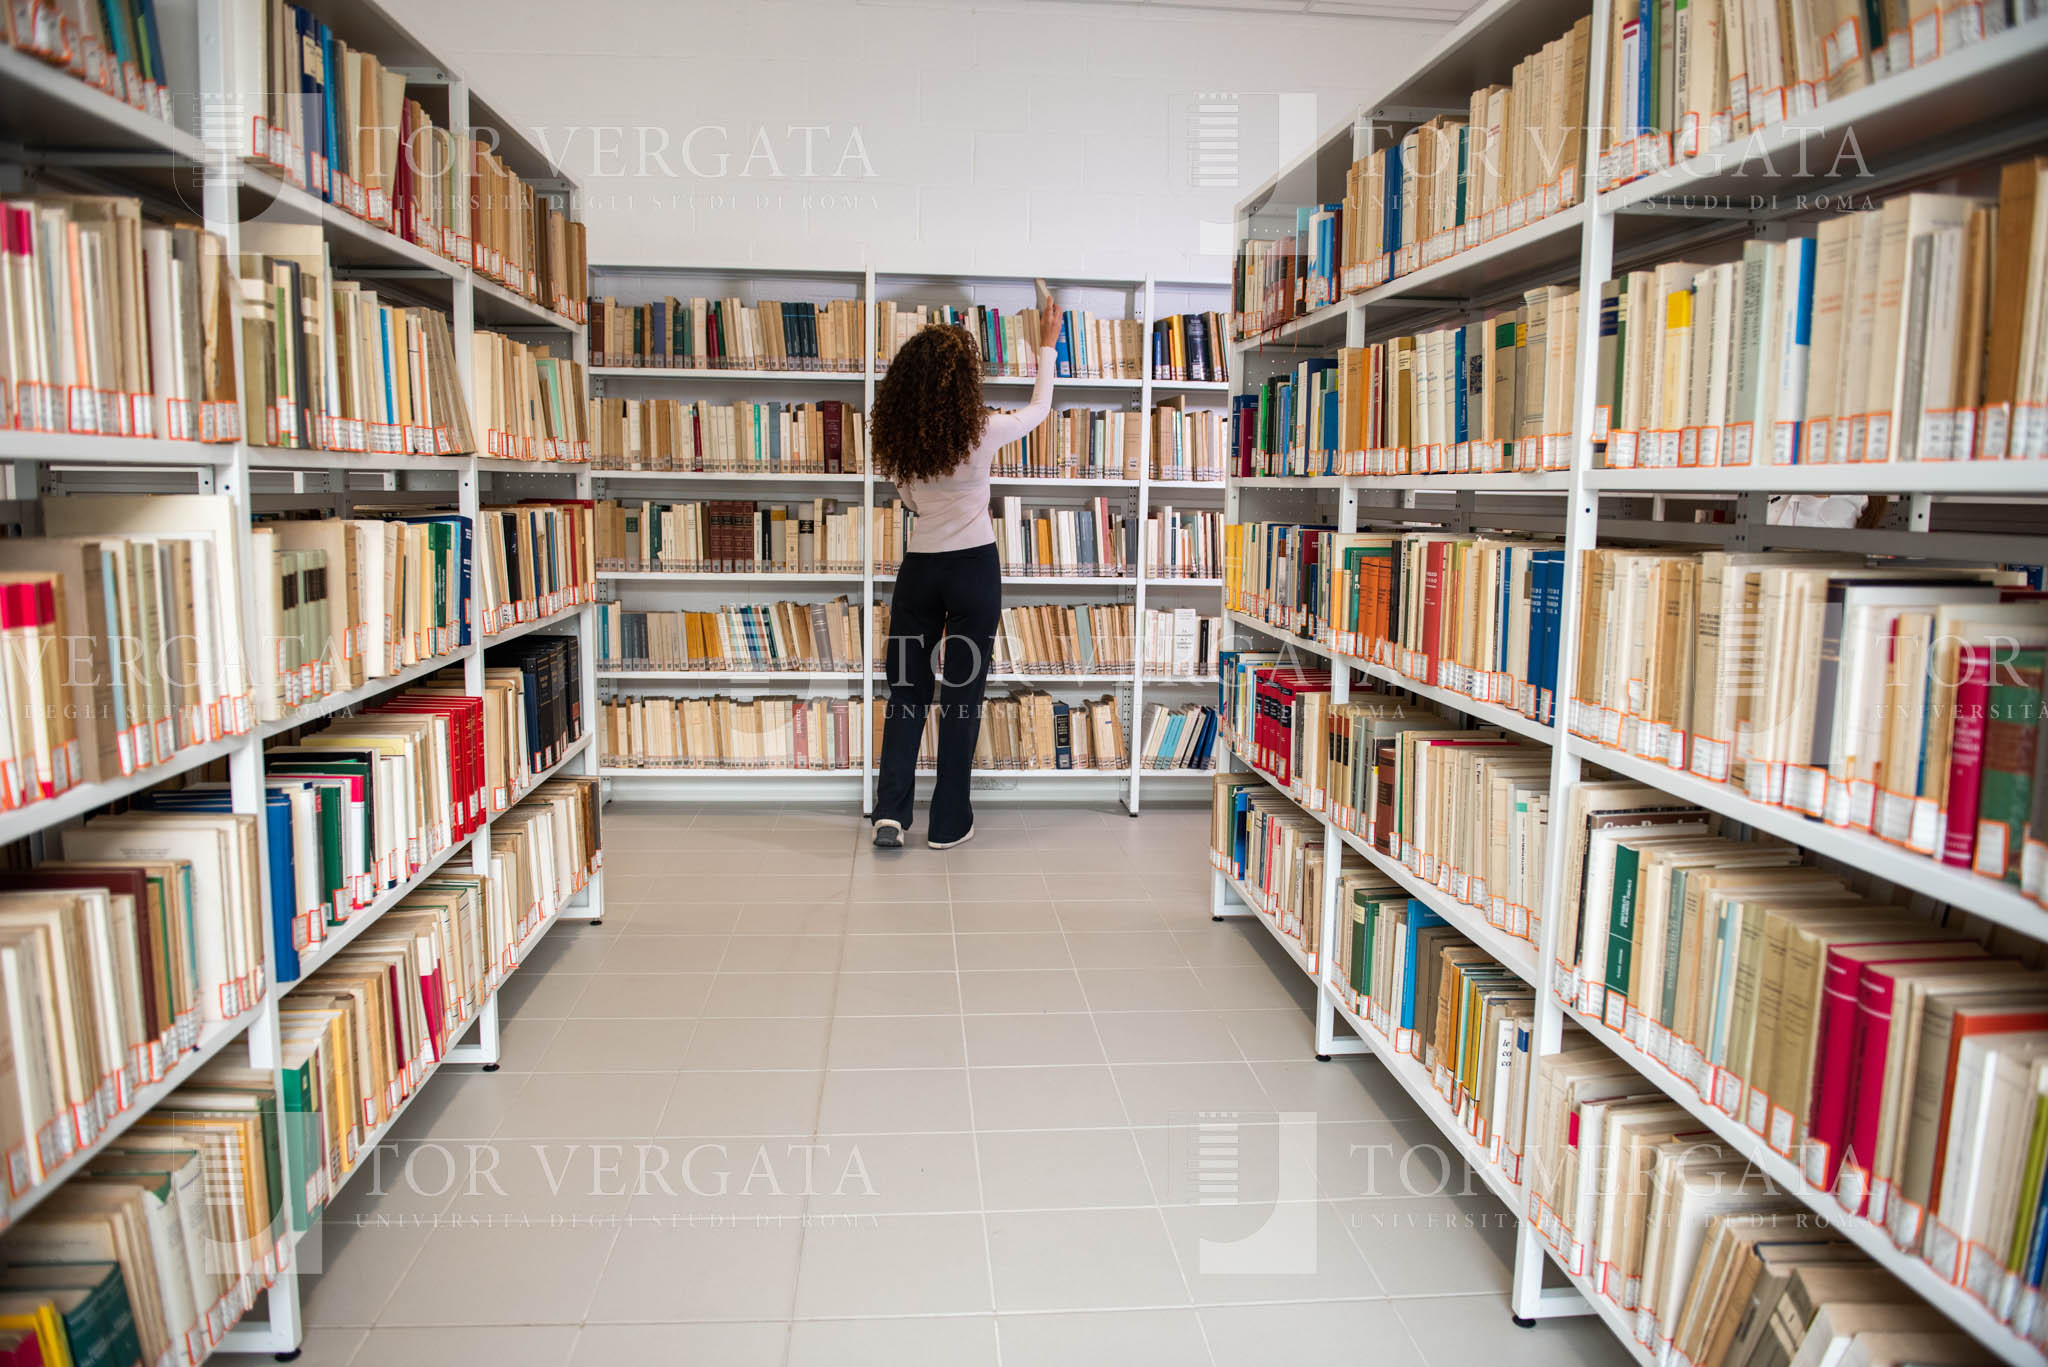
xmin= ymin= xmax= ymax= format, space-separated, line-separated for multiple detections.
xmin=862 ymin=267 xmax=879 ymax=813
xmin=1511 ymin=0 xmax=1615 ymax=1322
xmin=196 ymin=0 xmax=305 ymax=1348
xmin=1312 ymin=476 xmax=1365 ymax=1062
xmin=1129 ymin=274 xmax=1155 ymax=815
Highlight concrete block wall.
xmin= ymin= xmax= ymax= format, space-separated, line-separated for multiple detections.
xmin=399 ymin=0 xmax=1458 ymax=281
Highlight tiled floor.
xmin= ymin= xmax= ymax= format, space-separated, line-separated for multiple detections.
xmin=220 ymin=802 xmax=1633 ymax=1367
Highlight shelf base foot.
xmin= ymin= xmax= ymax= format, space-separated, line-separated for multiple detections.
xmin=1511 ymin=1316 xmax=1536 ymax=1330
xmin=1315 ymin=1053 xmax=1332 ymax=1062
xmin=481 ymin=1063 xmax=501 ymax=1073
xmin=588 ymin=919 xmax=603 ymax=927
xmin=275 ymin=1353 xmax=302 ymax=1363
xmin=1212 ymin=915 xmax=1226 ymax=922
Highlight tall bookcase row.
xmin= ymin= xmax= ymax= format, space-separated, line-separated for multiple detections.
xmin=1221 ymin=3 xmax=2048 ymax=1365
xmin=0 ymin=2 xmax=602 ymax=1360
xmin=588 ymin=264 xmax=1231 ymax=814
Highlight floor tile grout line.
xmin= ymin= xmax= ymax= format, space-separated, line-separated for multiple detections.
xmin=950 ymin=889 xmax=1004 ymax=1354
xmin=1064 ymin=897 xmax=1221 ymax=1367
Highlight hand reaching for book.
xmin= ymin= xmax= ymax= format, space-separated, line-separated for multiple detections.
xmin=1038 ymin=292 xmax=1062 ymax=349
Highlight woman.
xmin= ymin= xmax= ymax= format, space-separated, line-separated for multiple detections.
xmin=868 ymin=301 xmax=1063 ymax=849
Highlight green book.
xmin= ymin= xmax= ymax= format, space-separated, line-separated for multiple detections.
xmin=1978 ymin=648 xmax=2045 ymax=884
xmin=279 ymin=1048 xmax=323 ymax=1229
xmin=0 ymin=1261 xmax=143 ymax=1367
xmin=1605 ymin=843 xmax=1642 ymax=1005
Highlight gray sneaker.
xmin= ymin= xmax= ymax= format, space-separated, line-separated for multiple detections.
xmin=873 ymin=819 xmax=905 ymax=849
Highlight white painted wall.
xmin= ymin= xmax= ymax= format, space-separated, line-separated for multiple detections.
xmin=398 ymin=0 xmax=1455 ymax=280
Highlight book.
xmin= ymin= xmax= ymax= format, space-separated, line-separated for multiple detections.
xmin=1 ymin=196 xmax=240 ymax=441
xmin=594 ymin=498 xmax=861 ymax=575
xmin=599 ymin=598 xmax=868 ymax=673
xmin=590 ymin=295 xmax=866 ymax=371
xmin=600 ymin=694 xmax=865 ymax=771
xmin=589 ymin=399 xmax=867 ymax=474
xmin=875 ymin=303 xmax=1136 ymax=379
xmin=470 ymin=332 xmax=590 ymax=463
xmin=1150 ymin=312 xmax=1230 ymax=383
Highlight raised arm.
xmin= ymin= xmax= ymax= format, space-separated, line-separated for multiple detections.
xmin=977 ymin=302 xmax=1064 ymax=451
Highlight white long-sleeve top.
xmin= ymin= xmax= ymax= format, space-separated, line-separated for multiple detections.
xmin=896 ymin=345 xmax=1058 ymax=554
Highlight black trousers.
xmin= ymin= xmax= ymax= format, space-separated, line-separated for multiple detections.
xmin=872 ymin=541 xmax=1000 ymax=843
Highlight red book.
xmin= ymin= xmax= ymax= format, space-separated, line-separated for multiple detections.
xmin=1942 ymin=645 xmax=1993 ymax=867
xmin=1421 ymin=540 xmax=1445 ymax=684
xmin=1810 ymin=940 xmax=1983 ymax=1192
xmin=1846 ymin=958 xmax=2021 ymax=1214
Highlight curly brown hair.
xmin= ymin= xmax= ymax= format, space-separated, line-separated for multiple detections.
xmin=872 ymin=323 xmax=988 ymax=483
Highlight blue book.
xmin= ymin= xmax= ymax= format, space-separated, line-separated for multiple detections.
xmin=1538 ymin=550 xmax=1565 ymax=720
xmin=1383 ymin=143 xmax=1404 ymax=258
xmin=1055 ymin=315 xmax=1073 ymax=378
xmin=293 ymin=7 xmax=322 ymax=192
xmin=1782 ymin=235 xmax=1818 ymax=463
xmin=1638 ymin=0 xmax=1655 ymax=138
xmin=132 ymin=788 xmax=302 ymax=983
xmin=320 ymin=24 xmax=343 ymax=192
xmin=1452 ymin=327 xmax=1469 ymax=445
xmin=1399 ymin=900 xmax=1448 ymax=1030
xmin=135 ymin=0 xmax=168 ymax=97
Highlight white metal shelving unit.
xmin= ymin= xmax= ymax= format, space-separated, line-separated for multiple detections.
xmin=1219 ymin=5 xmax=2048 ymax=1365
xmin=586 ymin=265 xmax=1233 ymax=812
xmin=0 ymin=3 xmax=605 ymax=1358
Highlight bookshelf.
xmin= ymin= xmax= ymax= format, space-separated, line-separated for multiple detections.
xmin=1222 ymin=3 xmax=2048 ymax=1365
xmin=587 ymin=264 xmax=1231 ymax=812
xmin=0 ymin=1 xmax=604 ymax=1360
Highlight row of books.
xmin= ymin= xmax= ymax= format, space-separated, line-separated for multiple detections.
xmin=593 ymin=498 xmax=865 ymax=575
xmin=231 ymin=2 xmax=585 ymax=317
xmin=265 ymin=636 xmax=582 ymax=948
xmin=989 ymin=497 xmax=1133 ymax=579
xmin=1543 ymin=777 xmax=2048 ymax=1345
xmin=597 ymin=598 xmax=1223 ymax=679
xmin=883 ymin=602 xmax=1221 ymax=678
xmin=1231 ymin=17 xmax=1590 ymax=334
xmin=1151 ymin=313 xmax=1227 ymax=383
xmin=1210 ymin=778 xmax=1326 ymax=952
xmin=0 ymin=495 xmax=254 ymax=807
xmin=471 ymin=145 xmax=588 ymax=321
xmin=1567 ymin=549 xmax=2047 ymax=894
xmin=8 ymin=0 xmax=175 ymax=123
xmin=1600 ymin=165 xmax=2048 ymax=467
xmin=1136 ymin=702 xmax=1221 ymax=771
xmin=600 ymin=695 xmax=866 ymax=770
xmin=1595 ymin=0 xmax=2029 ymax=192
xmin=238 ymin=224 xmax=477 ymax=455
xmin=1325 ymin=695 xmax=1551 ymax=945
xmin=3 ymin=195 xmax=240 ymax=441
xmin=597 ymin=599 xmax=869 ymax=673
xmin=884 ymin=691 xmax=1131 ymax=772
xmin=588 ymin=398 xmax=867 ymax=475
xmin=472 ymin=334 xmax=590 ymax=462
xmin=1151 ymin=405 xmax=1229 ymax=483
xmin=1333 ymin=872 xmax=1538 ymax=1169
xmin=2 ymin=1062 xmax=287 ymax=1367
xmin=589 ymin=297 xmax=866 ymax=371
xmin=0 ymin=805 xmax=271 ymax=1199
xmin=1225 ymin=524 xmax=1568 ymax=728
xmin=1144 ymin=506 xmax=1223 ymax=580
xmin=875 ymin=305 xmax=1141 ymax=381
xmin=990 ymin=407 xmax=1143 ymax=480
xmin=1344 ymin=18 xmax=1591 ymax=296
xmin=283 ymin=779 xmax=595 ymax=1206
xmin=476 ymin=501 xmax=597 ymax=634
xmin=1229 ymin=289 xmax=1581 ymax=477
xmin=252 ymin=514 xmax=468 ymax=722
